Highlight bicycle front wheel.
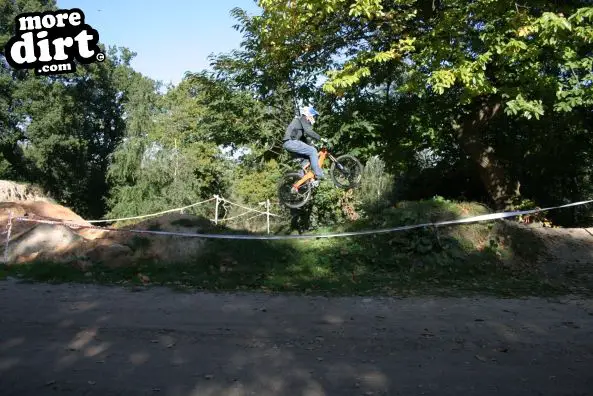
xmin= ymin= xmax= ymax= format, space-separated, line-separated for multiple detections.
xmin=330 ymin=154 xmax=364 ymax=189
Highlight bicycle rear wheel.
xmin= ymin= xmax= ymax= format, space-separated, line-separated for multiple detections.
xmin=278 ymin=172 xmax=312 ymax=209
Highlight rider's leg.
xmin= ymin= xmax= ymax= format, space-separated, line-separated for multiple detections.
xmin=283 ymin=140 xmax=324 ymax=179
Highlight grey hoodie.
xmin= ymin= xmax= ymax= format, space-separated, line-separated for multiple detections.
xmin=283 ymin=115 xmax=321 ymax=142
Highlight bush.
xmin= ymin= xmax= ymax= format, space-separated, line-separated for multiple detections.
xmin=354 ymin=155 xmax=394 ymax=215
xmin=229 ymin=159 xmax=282 ymax=206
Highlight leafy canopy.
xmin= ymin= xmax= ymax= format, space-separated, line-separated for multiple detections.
xmin=256 ymin=0 xmax=593 ymax=119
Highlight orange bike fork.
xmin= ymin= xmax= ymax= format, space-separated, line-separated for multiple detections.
xmin=293 ymin=149 xmax=327 ymax=189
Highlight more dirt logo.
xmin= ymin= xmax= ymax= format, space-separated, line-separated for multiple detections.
xmin=3 ymin=8 xmax=104 ymax=76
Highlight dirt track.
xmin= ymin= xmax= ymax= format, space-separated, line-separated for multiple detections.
xmin=1 ymin=280 xmax=593 ymax=396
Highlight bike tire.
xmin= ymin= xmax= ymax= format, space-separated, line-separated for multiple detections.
xmin=330 ymin=154 xmax=364 ymax=189
xmin=278 ymin=172 xmax=313 ymax=209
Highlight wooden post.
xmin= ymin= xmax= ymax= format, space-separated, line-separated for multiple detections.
xmin=3 ymin=211 xmax=13 ymax=264
xmin=266 ymin=199 xmax=271 ymax=234
xmin=174 ymin=138 xmax=178 ymax=181
xmin=214 ymin=195 xmax=220 ymax=225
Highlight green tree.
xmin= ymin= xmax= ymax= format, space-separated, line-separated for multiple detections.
xmin=3 ymin=47 xmax=140 ymax=217
xmin=0 ymin=0 xmax=57 ymax=180
xmin=1 ymin=0 xmax=148 ymax=217
xmin=106 ymin=72 xmax=233 ymax=220
xmin=255 ymin=0 xmax=593 ymax=208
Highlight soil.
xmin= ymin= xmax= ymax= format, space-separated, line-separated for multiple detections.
xmin=0 ymin=201 xmax=210 ymax=266
xmin=527 ymin=225 xmax=593 ymax=289
xmin=1 ymin=186 xmax=593 ymax=394
xmin=0 ymin=280 xmax=591 ymax=396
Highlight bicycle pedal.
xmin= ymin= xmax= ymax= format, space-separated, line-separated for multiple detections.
xmin=310 ymin=180 xmax=320 ymax=188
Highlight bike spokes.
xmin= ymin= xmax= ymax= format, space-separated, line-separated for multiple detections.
xmin=278 ymin=173 xmax=312 ymax=209
xmin=330 ymin=154 xmax=363 ymax=189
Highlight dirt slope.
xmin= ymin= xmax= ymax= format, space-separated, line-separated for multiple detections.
xmin=0 ymin=199 xmax=211 ymax=266
xmin=0 ymin=180 xmax=49 ymax=202
xmin=1 ymin=194 xmax=593 ymax=290
xmin=529 ymin=226 xmax=593 ymax=290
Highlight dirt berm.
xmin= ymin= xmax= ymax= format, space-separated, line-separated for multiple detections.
xmin=0 ymin=198 xmax=211 ymax=269
xmin=1 ymin=179 xmax=593 ymax=286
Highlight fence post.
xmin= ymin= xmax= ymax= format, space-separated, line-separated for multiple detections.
xmin=266 ymin=199 xmax=270 ymax=234
xmin=214 ymin=195 xmax=220 ymax=225
xmin=3 ymin=211 xmax=13 ymax=265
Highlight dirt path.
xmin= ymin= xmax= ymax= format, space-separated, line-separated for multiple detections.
xmin=1 ymin=280 xmax=592 ymax=396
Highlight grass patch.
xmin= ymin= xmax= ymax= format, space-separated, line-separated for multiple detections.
xmin=2 ymin=198 xmax=588 ymax=297
xmin=3 ymin=239 xmax=571 ymax=297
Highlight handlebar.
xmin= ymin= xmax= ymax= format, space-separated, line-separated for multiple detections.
xmin=315 ymin=139 xmax=331 ymax=150
xmin=304 ymin=137 xmax=332 ymax=150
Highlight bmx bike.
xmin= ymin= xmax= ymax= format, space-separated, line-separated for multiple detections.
xmin=278 ymin=141 xmax=364 ymax=209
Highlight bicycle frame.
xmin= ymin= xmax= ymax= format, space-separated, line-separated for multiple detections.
xmin=292 ymin=147 xmax=340 ymax=189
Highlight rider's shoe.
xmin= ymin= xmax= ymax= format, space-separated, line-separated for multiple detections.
xmin=310 ymin=174 xmax=325 ymax=188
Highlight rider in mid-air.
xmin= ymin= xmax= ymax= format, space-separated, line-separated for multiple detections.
xmin=282 ymin=106 xmax=327 ymax=188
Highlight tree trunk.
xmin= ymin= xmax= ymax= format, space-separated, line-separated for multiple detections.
xmin=454 ymin=97 xmax=521 ymax=210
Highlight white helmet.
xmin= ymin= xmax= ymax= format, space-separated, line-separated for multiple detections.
xmin=300 ymin=106 xmax=319 ymax=124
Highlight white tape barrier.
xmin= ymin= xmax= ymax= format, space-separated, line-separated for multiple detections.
xmin=218 ymin=196 xmax=282 ymax=219
xmin=13 ymin=199 xmax=593 ymax=240
xmin=80 ymin=196 xmax=282 ymax=224
xmin=84 ymin=197 xmax=217 ymax=224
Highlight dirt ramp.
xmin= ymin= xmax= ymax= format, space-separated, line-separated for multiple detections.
xmin=530 ymin=226 xmax=593 ymax=288
xmin=1 ymin=200 xmax=101 ymax=265
xmin=6 ymin=223 xmax=85 ymax=264
xmin=0 ymin=201 xmax=89 ymax=225
xmin=1 ymin=201 xmax=211 ymax=267
xmin=0 ymin=180 xmax=49 ymax=202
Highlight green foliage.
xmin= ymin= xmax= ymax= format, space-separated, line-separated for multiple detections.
xmin=1 ymin=0 xmax=592 ymax=243
xmin=509 ymin=198 xmax=552 ymax=225
xmin=1 ymin=45 xmax=138 ymax=217
xmin=230 ymin=159 xmax=282 ymax=206
xmin=0 ymin=0 xmax=152 ymax=217
xmin=251 ymin=0 xmax=593 ymax=209
xmin=355 ymin=156 xmax=394 ymax=214
xmin=308 ymin=182 xmax=350 ymax=227
xmin=504 ymin=94 xmax=545 ymax=120
xmin=106 ymin=138 xmax=230 ymax=220
xmin=255 ymin=0 xmax=593 ymax=120
xmin=105 ymin=71 xmax=248 ymax=221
